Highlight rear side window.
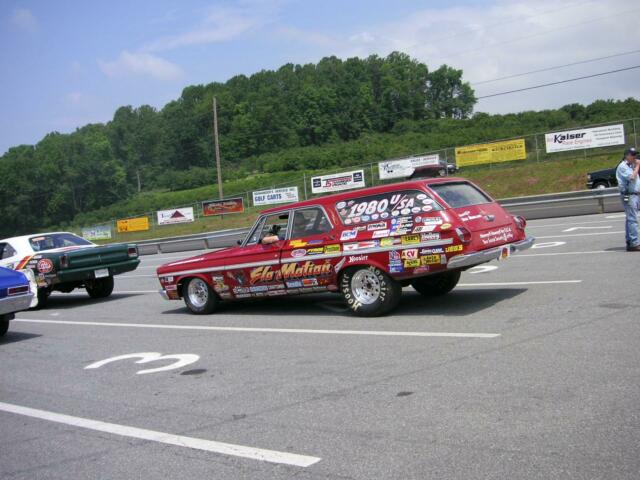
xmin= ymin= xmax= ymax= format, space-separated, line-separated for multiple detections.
xmin=335 ymin=190 xmax=441 ymax=225
xmin=291 ymin=208 xmax=332 ymax=239
xmin=429 ymin=182 xmax=492 ymax=208
xmin=0 ymin=242 xmax=17 ymax=259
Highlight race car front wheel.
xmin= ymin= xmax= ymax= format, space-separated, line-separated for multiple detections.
xmin=183 ymin=277 xmax=218 ymax=314
xmin=86 ymin=277 xmax=114 ymax=299
xmin=340 ymin=266 xmax=401 ymax=317
xmin=411 ymin=270 xmax=461 ymax=297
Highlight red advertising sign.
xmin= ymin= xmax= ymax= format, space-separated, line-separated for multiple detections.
xmin=202 ymin=197 xmax=245 ymax=216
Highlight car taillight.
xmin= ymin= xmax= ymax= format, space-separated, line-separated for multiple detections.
xmin=60 ymin=254 xmax=69 ymax=269
xmin=455 ymin=226 xmax=472 ymax=244
xmin=8 ymin=285 xmax=29 ymax=296
xmin=128 ymin=246 xmax=138 ymax=258
xmin=513 ymin=215 xmax=527 ymax=230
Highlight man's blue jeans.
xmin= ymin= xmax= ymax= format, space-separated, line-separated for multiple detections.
xmin=622 ymin=194 xmax=639 ymax=247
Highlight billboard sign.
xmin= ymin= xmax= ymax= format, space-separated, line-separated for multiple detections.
xmin=311 ymin=170 xmax=365 ymax=194
xmin=202 ymin=197 xmax=245 ymax=216
xmin=455 ymin=139 xmax=527 ymax=167
xmin=116 ymin=216 xmax=150 ymax=233
xmin=378 ymin=154 xmax=440 ymax=180
xmin=545 ymin=124 xmax=625 ymax=153
xmin=157 ymin=207 xmax=195 ymax=226
xmin=252 ymin=187 xmax=299 ymax=206
xmin=81 ymin=224 xmax=112 ymax=241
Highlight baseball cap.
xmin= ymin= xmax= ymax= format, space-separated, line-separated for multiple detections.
xmin=624 ymin=147 xmax=638 ymax=156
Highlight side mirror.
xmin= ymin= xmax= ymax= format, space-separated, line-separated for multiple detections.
xmin=236 ymin=240 xmax=242 ymax=245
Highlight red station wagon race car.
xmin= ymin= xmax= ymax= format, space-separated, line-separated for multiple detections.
xmin=157 ymin=178 xmax=534 ymax=316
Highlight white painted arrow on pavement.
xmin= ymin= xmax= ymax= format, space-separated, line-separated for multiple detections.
xmin=562 ymin=226 xmax=612 ymax=232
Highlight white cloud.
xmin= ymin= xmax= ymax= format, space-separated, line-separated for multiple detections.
xmin=98 ymin=51 xmax=183 ymax=81
xmin=10 ymin=8 xmax=37 ymax=33
xmin=143 ymin=5 xmax=273 ymax=52
xmin=276 ymin=0 xmax=640 ymax=114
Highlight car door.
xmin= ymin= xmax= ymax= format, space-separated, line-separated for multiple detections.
xmin=280 ymin=206 xmax=340 ymax=293
xmin=224 ymin=212 xmax=290 ymax=298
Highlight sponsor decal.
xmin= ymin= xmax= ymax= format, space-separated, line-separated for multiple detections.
xmin=389 ymin=265 xmax=404 ymax=273
xmin=233 ymin=287 xmax=249 ymax=294
xmin=479 ymin=226 xmax=514 ymax=246
xmin=301 ymin=278 xmax=318 ymax=287
xmin=421 ymin=217 xmax=443 ymax=224
xmin=420 ymin=255 xmax=442 ymax=265
xmin=401 ymin=234 xmax=420 ymax=245
xmin=267 ymin=284 xmax=285 ymax=291
xmin=446 ymin=244 xmax=464 ymax=253
xmin=420 ymin=247 xmax=444 ymax=254
xmin=412 ymin=225 xmax=436 ymax=233
xmin=367 ymin=221 xmax=387 ymax=231
xmin=286 ymin=280 xmax=302 ymax=288
xmin=421 ymin=233 xmax=441 ymax=241
xmin=413 ymin=266 xmax=430 ymax=274
xmin=306 ymin=247 xmax=324 ymax=255
xmin=267 ymin=290 xmax=287 ymax=296
xmin=291 ymin=248 xmax=307 ymax=258
xmin=404 ymin=259 xmax=420 ymax=268
xmin=36 ymin=258 xmax=54 ymax=274
xmin=336 ymin=201 xmax=347 ymax=209
xmin=390 ymin=227 xmax=411 ymax=236
xmin=372 ymin=229 xmax=390 ymax=239
xmin=401 ymin=249 xmax=418 ymax=260
xmin=340 ymin=229 xmax=358 ymax=241
xmin=250 ymin=261 xmax=333 ymax=284
xmin=289 ymin=239 xmax=308 ymax=248
xmin=334 ymin=257 xmax=347 ymax=273
xmin=235 ymin=293 xmax=251 ymax=299
xmin=227 ymin=270 xmax=248 ymax=285
xmin=324 ymin=244 xmax=341 ymax=254
xmin=439 ymin=223 xmax=452 ymax=231
xmin=343 ymin=241 xmax=379 ymax=251
xmin=389 ymin=250 xmax=404 ymax=273
xmin=361 ymin=215 xmax=370 ymax=222
xmin=380 ymin=237 xmax=398 ymax=247
xmin=308 ymin=239 xmax=323 ymax=245
xmin=459 ymin=210 xmax=483 ymax=222
xmin=249 ymin=285 xmax=269 ymax=293
xmin=348 ymin=255 xmax=368 ymax=263
xmin=218 ymin=292 xmax=233 ymax=299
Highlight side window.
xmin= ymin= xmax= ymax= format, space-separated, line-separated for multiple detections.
xmin=0 ymin=243 xmax=17 ymax=259
xmin=428 ymin=182 xmax=492 ymax=208
xmin=245 ymin=213 xmax=290 ymax=246
xmin=290 ymin=208 xmax=332 ymax=239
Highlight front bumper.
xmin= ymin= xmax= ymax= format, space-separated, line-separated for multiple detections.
xmin=0 ymin=292 xmax=35 ymax=316
xmin=159 ymin=288 xmax=171 ymax=300
xmin=447 ymin=237 xmax=535 ymax=270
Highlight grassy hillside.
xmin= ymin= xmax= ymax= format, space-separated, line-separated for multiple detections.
xmin=84 ymin=151 xmax=619 ymax=243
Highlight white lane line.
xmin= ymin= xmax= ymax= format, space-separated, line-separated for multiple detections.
xmin=606 ymin=214 xmax=626 ymax=219
xmin=536 ymin=231 xmax=623 ymax=239
xmin=459 ymin=280 xmax=581 ymax=286
xmin=51 ymin=290 xmax=158 ymax=295
xmin=13 ymin=319 xmax=500 ymax=338
xmin=528 ymin=219 xmax=621 ymax=229
xmin=118 ymin=274 xmax=156 ymax=278
xmin=0 ymin=402 xmax=320 ymax=468
xmin=514 ymin=250 xmax=618 ymax=258
xmin=562 ymin=226 xmax=612 ymax=232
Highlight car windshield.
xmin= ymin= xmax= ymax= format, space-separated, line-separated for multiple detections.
xmin=428 ymin=182 xmax=492 ymax=208
xmin=29 ymin=233 xmax=93 ymax=252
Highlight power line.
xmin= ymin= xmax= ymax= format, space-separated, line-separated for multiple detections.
xmin=471 ymin=49 xmax=640 ymax=85
xmin=477 ymin=65 xmax=640 ymax=99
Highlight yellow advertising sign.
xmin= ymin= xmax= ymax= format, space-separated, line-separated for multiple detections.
xmin=455 ymin=139 xmax=527 ymax=167
xmin=117 ymin=216 xmax=150 ymax=233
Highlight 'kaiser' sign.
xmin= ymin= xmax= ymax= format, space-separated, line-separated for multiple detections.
xmin=545 ymin=124 xmax=625 ymax=153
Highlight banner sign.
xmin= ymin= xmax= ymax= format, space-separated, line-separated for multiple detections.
xmin=82 ymin=224 xmax=112 ymax=241
xmin=455 ymin=139 xmax=527 ymax=167
xmin=202 ymin=197 xmax=244 ymax=216
xmin=252 ymin=187 xmax=299 ymax=206
xmin=116 ymin=216 xmax=150 ymax=233
xmin=378 ymin=154 xmax=440 ymax=180
xmin=311 ymin=170 xmax=365 ymax=194
xmin=545 ymin=124 xmax=625 ymax=153
xmin=157 ymin=207 xmax=195 ymax=226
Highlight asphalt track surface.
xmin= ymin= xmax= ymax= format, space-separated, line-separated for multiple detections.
xmin=1 ymin=212 xmax=639 ymax=479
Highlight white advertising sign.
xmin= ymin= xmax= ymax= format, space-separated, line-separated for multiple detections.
xmin=311 ymin=170 xmax=365 ymax=194
xmin=378 ymin=154 xmax=440 ymax=180
xmin=545 ymin=124 xmax=625 ymax=153
xmin=81 ymin=224 xmax=112 ymax=241
xmin=252 ymin=186 xmax=299 ymax=206
xmin=157 ymin=207 xmax=195 ymax=226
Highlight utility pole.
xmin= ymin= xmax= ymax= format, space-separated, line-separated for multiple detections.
xmin=212 ymin=97 xmax=223 ymax=199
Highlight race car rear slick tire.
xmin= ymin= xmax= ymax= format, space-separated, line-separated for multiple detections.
xmin=183 ymin=277 xmax=218 ymax=315
xmin=0 ymin=318 xmax=9 ymax=336
xmin=340 ymin=266 xmax=401 ymax=317
xmin=86 ymin=276 xmax=114 ymax=299
xmin=411 ymin=270 xmax=461 ymax=297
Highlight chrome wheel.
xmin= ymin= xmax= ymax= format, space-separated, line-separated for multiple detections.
xmin=351 ymin=269 xmax=381 ymax=305
xmin=187 ymin=278 xmax=209 ymax=308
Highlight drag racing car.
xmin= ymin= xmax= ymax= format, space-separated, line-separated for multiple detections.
xmin=0 ymin=266 xmax=35 ymax=336
xmin=0 ymin=232 xmax=140 ymax=308
xmin=157 ymin=178 xmax=534 ymax=317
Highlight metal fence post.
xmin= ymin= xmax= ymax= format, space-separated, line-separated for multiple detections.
xmin=370 ymin=163 xmax=375 ymax=186
xmin=535 ymin=135 xmax=540 ymax=162
xmin=634 ymin=119 xmax=638 ymax=148
xmin=303 ymin=173 xmax=308 ymax=200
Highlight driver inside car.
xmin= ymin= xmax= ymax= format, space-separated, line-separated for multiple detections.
xmin=262 ymin=213 xmax=310 ymax=244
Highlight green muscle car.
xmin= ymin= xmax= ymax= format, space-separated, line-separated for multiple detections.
xmin=0 ymin=232 xmax=140 ymax=308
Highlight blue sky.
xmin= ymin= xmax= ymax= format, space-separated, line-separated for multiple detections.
xmin=1 ymin=0 xmax=638 ymax=154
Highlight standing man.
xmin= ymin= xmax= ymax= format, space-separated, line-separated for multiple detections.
xmin=616 ymin=147 xmax=640 ymax=251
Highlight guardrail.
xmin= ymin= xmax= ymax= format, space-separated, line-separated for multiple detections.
xmin=130 ymin=187 xmax=623 ymax=256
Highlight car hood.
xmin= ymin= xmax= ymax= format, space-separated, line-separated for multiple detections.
xmin=0 ymin=266 xmax=28 ymax=288
xmin=157 ymin=246 xmax=237 ymax=275
xmin=588 ymin=167 xmax=616 ymax=175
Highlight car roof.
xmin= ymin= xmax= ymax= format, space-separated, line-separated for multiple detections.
xmin=260 ymin=177 xmax=467 ymax=215
xmin=0 ymin=231 xmax=77 ymax=244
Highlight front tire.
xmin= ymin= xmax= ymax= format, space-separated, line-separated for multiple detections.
xmin=86 ymin=277 xmax=114 ymax=299
xmin=183 ymin=277 xmax=218 ymax=314
xmin=340 ymin=266 xmax=401 ymax=317
xmin=0 ymin=317 xmax=9 ymax=336
xmin=412 ymin=270 xmax=461 ymax=297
